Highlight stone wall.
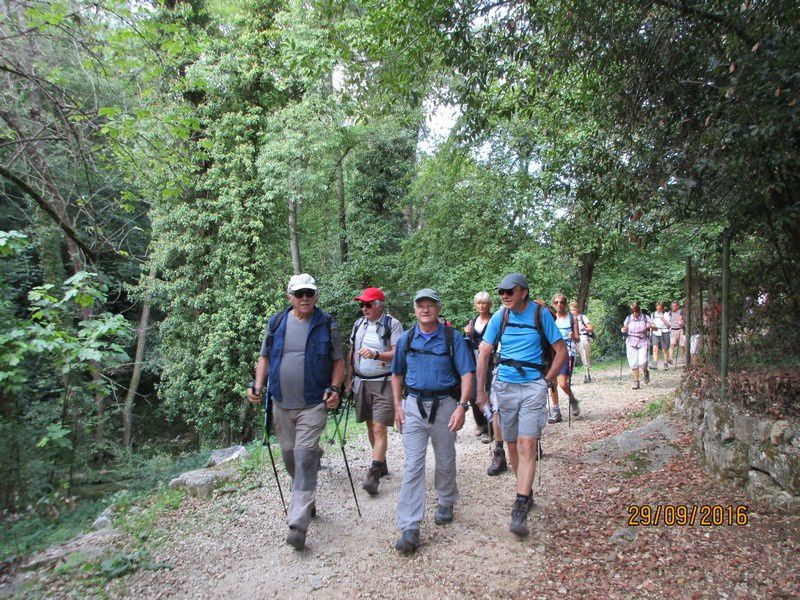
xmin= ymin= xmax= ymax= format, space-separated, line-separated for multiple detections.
xmin=675 ymin=387 xmax=800 ymax=512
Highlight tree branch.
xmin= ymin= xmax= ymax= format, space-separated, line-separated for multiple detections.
xmin=651 ymin=0 xmax=756 ymax=46
xmin=0 ymin=165 xmax=96 ymax=262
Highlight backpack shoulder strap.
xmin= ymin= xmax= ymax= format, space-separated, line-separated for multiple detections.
xmin=381 ymin=314 xmax=393 ymax=348
xmin=493 ymin=307 xmax=510 ymax=351
xmin=350 ymin=316 xmax=365 ymax=345
xmin=444 ymin=324 xmax=458 ymax=376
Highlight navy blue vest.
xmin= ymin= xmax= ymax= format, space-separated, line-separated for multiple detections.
xmin=267 ymin=306 xmax=333 ymax=407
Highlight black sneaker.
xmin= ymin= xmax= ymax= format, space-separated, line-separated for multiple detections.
xmin=286 ymin=527 xmax=306 ymax=550
xmin=487 ymin=447 xmax=508 ymax=476
xmin=362 ymin=465 xmax=381 ymax=495
xmin=510 ymin=497 xmax=531 ymax=537
xmin=569 ymin=396 xmax=580 ymax=418
xmin=394 ymin=529 xmax=420 ymax=554
xmin=434 ymin=504 xmax=453 ymax=525
xmin=583 ymin=374 xmax=590 ymax=384
xmin=548 ymin=407 xmax=563 ymax=424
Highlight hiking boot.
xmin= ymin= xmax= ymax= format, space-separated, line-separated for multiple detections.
xmin=480 ymin=431 xmax=491 ymax=444
xmin=487 ymin=447 xmax=508 ymax=476
xmin=583 ymin=374 xmax=590 ymax=384
xmin=632 ymin=380 xmax=640 ymax=390
xmin=475 ymin=424 xmax=488 ymax=437
xmin=362 ymin=465 xmax=381 ymax=496
xmin=286 ymin=527 xmax=306 ymax=551
xmin=569 ymin=396 xmax=580 ymax=418
xmin=663 ymin=362 xmax=669 ymax=370
xmin=643 ymin=369 xmax=650 ymax=385
xmin=377 ymin=461 xmax=389 ymax=478
xmin=394 ymin=529 xmax=420 ymax=554
xmin=548 ymin=406 xmax=563 ymax=424
xmin=434 ymin=504 xmax=454 ymax=525
xmin=510 ymin=496 xmax=532 ymax=537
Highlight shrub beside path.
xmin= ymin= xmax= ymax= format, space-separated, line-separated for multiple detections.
xmin=27 ymin=367 xmax=800 ymax=598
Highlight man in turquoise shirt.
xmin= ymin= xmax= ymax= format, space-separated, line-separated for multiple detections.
xmin=476 ymin=273 xmax=566 ymax=537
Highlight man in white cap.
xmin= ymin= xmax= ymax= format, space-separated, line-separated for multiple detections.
xmin=248 ymin=273 xmax=344 ymax=550
xmin=345 ymin=287 xmax=403 ymax=496
xmin=476 ymin=273 xmax=566 ymax=538
xmin=391 ymin=288 xmax=475 ymax=554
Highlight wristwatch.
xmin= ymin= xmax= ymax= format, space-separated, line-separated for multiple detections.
xmin=543 ymin=377 xmax=553 ymax=389
xmin=458 ymin=402 xmax=470 ymax=411
xmin=373 ymin=350 xmax=380 ymax=360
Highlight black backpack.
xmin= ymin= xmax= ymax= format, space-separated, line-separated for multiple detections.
xmin=350 ymin=313 xmax=394 ymax=351
xmin=492 ymin=303 xmax=554 ymax=377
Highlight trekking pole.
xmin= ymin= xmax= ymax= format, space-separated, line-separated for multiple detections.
xmin=332 ymin=392 xmax=361 ymax=518
xmin=251 ymin=381 xmax=287 ymax=515
xmin=537 ymin=439 xmax=543 ymax=488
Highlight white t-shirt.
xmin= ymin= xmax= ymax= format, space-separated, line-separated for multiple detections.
xmin=577 ymin=314 xmax=592 ymax=339
xmin=652 ymin=311 xmax=670 ymax=334
xmin=555 ymin=314 xmax=576 ymax=357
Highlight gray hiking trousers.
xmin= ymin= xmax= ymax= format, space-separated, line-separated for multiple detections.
xmin=396 ymin=395 xmax=459 ymax=532
xmin=273 ymin=402 xmax=327 ymax=532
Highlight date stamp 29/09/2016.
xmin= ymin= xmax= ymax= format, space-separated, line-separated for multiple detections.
xmin=627 ymin=504 xmax=749 ymax=527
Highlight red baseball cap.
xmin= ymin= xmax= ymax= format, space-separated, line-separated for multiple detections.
xmin=354 ymin=287 xmax=385 ymax=302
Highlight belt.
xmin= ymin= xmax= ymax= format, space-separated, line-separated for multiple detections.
xmin=407 ymin=387 xmax=457 ymax=423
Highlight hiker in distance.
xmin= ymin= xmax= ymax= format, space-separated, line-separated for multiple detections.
xmin=621 ymin=301 xmax=653 ymax=389
xmin=650 ymin=301 xmax=671 ymax=370
xmin=391 ymin=289 xmax=476 ymax=554
xmin=464 ymin=291 xmax=492 ymax=443
xmin=475 ymin=274 xmax=566 ymax=538
xmin=465 ymin=291 xmax=508 ymax=475
xmin=345 ymin=287 xmax=403 ymax=496
xmin=570 ymin=301 xmax=595 ymax=383
xmin=247 ymin=273 xmax=345 ymax=551
xmin=667 ymin=300 xmax=686 ymax=365
xmin=547 ymin=293 xmax=581 ymax=424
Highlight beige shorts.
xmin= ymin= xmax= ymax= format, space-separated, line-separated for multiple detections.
xmin=354 ymin=378 xmax=395 ymax=427
xmin=670 ymin=330 xmax=686 ymax=347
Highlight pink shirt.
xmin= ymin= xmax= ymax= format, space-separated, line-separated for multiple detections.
xmin=624 ymin=313 xmax=652 ymax=348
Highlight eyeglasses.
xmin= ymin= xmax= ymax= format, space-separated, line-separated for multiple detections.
xmin=498 ymin=288 xmax=516 ymax=297
xmin=359 ymin=301 xmax=373 ymax=309
xmin=292 ymin=289 xmax=316 ymax=299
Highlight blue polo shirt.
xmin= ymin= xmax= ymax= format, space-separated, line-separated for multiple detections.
xmin=482 ymin=303 xmax=562 ymax=383
xmin=392 ymin=323 xmax=475 ymax=392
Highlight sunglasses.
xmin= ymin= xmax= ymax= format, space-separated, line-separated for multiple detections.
xmin=292 ymin=289 xmax=316 ymax=299
xmin=554 ymin=300 xmax=566 ymax=305
xmin=498 ymin=288 xmax=516 ymax=296
xmin=359 ymin=301 xmax=373 ymax=309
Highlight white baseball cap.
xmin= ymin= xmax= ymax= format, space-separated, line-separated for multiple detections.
xmin=287 ymin=273 xmax=318 ymax=293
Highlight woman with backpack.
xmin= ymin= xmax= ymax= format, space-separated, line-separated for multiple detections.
xmin=621 ymin=301 xmax=653 ymax=389
xmin=548 ymin=293 xmax=581 ymax=423
xmin=464 ymin=291 xmax=492 ymax=443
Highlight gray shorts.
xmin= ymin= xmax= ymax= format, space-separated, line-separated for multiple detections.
xmin=651 ymin=332 xmax=669 ymax=349
xmin=492 ymin=379 xmax=549 ymax=442
xmin=354 ymin=378 xmax=395 ymax=427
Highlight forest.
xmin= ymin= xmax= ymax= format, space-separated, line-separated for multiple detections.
xmin=1 ymin=0 xmax=798 ymax=562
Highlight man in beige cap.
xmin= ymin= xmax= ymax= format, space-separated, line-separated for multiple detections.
xmin=248 ymin=273 xmax=344 ymax=550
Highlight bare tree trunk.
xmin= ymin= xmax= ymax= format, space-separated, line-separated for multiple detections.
xmin=288 ymin=196 xmax=302 ymax=274
xmin=576 ymin=248 xmax=600 ymax=312
xmin=123 ymin=265 xmax=156 ymax=449
xmin=337 ymin=156 xmax=347 ymax=263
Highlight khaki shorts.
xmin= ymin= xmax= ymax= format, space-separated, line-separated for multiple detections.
xmin=354 ymin=378 xmax=395 ymax=427
xmin=670 ymin=330 xmax=685 ymax=347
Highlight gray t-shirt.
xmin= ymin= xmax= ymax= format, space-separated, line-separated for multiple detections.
xmin=261 ymin=311 xmax=344 ymax=409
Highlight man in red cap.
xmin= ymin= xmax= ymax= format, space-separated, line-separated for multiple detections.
xmin=345 ymin=287 xmax=403 ymax=495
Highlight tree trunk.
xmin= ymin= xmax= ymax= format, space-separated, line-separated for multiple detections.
xmin=576 ymin=248 xmax=600 ymax=312
xmin=123 ymin=265 xmax=156 ymax=449
xmin=337 ymin=155 xmax=347 ymax=263
xmin=288 ymin=196 xmax=302 ymax=274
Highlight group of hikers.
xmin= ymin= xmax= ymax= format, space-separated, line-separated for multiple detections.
xmin=246 ymin=273 xmax=685 ymax=554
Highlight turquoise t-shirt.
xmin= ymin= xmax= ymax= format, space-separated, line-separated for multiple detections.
xmin=482 ymin=303 xmax=562 ymax=383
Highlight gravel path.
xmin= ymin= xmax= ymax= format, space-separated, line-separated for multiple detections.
xmin=100 ymin=365 xmax=799 ymax=598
